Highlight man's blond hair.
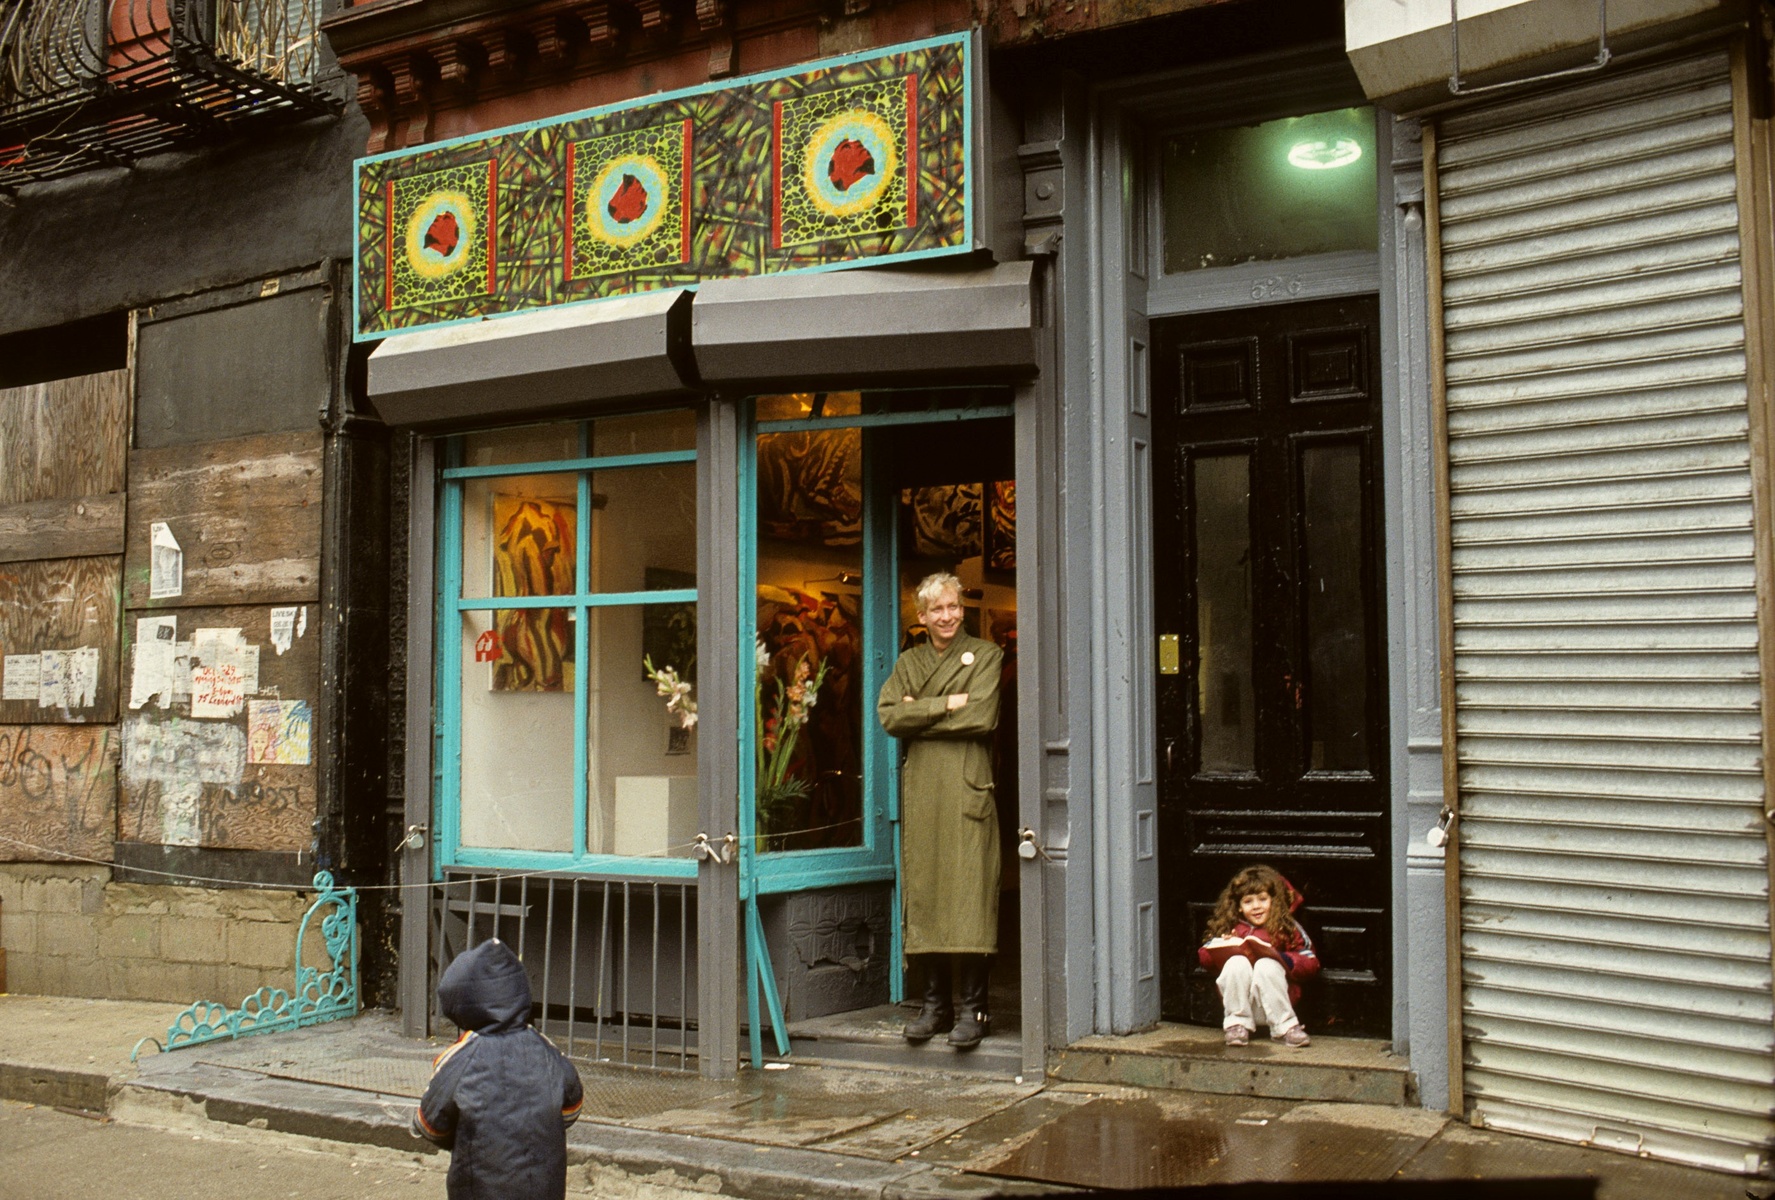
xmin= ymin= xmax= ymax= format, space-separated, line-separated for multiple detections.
xmin=915 ymin=572 xmax=964 ymax=614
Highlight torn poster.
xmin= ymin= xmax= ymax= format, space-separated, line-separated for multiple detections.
xmin=129 ymin=616 xmax=179 ymax=710
xmin=297 ymin=606 xmax=308 ymax=638
xmin=149 ymin=522 xmax=183 ymax=600
xmin=247 ymin=699 xmax=313 ymax=765
xmin=2 ymin=654 xmax=40 ymax=702
xmin=270 ymin=607 xmax=298 ymax=655
xmin=67 ymin=646 xmax=99 ymax=708
xmin=172 ymin=641 xmax=193 ymax=704
xmin=37 ymin=650 xmax=68 ymax=708
xmin=123 ymin=717 xmax=247 ymax=847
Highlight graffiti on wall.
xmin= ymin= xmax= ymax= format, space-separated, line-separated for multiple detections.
xmin=354 ymin=33 xmax=973 ymax=339
xmin=0 ymin=725 xmax=119 ymax=861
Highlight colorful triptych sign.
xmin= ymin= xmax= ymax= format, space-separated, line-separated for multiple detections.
xmin=353 ymin=33 xmax=973 ymax=340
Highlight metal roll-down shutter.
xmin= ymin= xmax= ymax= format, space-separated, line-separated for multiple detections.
xmin=1435 ymin=52 xmax=1775 ymax=1173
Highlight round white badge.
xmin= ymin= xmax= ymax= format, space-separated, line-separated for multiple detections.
xmin=961 ymin=652 xmax=975 ymax=666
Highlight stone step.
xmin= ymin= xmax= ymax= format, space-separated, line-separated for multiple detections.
xmin=1050 ymin=1023 xmax=1415 ymax=1107
xmin=782 ymin=1003 xmax=1024 ymax=1078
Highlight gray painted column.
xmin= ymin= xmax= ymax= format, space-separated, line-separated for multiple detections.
xmin=1378 ymin=111 xmax=1449 ymax=1105
xmin=1025 ymin=73 xmax=1099 ymax=1048
xmin=697 ymin=396 xmax=743 ymax=1079
xmin=399 ymin=434 xmax=436 ymax=1038
xmin=1083 ymin=97 xmax=1161 ymax=1035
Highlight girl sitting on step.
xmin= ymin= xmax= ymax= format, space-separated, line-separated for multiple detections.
xmin=1198 ymin=864 xmax=1320 ymax=1048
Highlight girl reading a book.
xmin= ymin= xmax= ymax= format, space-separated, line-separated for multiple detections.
xmin=1199 ymin=865 xmax=1320 ymax=1048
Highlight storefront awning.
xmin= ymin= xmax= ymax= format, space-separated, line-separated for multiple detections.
xmin=691 ymin=261 xmax=1038 ymax=389
xmin=365 ymin=289 xmax=694 ymax=428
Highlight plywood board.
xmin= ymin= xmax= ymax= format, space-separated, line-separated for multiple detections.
xmin=0 ymin=724 xmax=119 ymax=863
xmin=118 ymin=603 xmax=317 ymax=853
xmin=124 ymin=431 xmax=323 ymax=609
xmin=0 ymin=494 xmax=127 ymax=563
xmin=0 ymin=557 xmax=122 ymax=724
xmin=0 ymin=370 xmax=130 ymax=505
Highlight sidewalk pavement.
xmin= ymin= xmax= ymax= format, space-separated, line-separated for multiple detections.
xmin=0 ymin=994 xmax=1761 ymax=1200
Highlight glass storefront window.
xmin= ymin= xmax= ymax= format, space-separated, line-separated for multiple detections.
xmin=444 ymin=410 xmax=699 ymax=869
xmin=1162 ymin=106 xmax=1377 ymax=274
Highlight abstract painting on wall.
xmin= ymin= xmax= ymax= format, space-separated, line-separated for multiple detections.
xmin=355 ymin=33 xmax=973 ymax=338
xmin=492 ymin=496 xmax=576 ymax=692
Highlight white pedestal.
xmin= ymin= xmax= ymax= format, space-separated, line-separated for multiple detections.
xmin=613 ymin=775 xmax=699 ymax=858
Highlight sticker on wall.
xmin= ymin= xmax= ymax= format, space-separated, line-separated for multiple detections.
xmin=385 ymin=160 xmax=498 ymax=312
xmin=567 ymin=120 xmax=693 ymax=281
xmin=247 ymin=699 xmax=313 ymax=765
xmin=150 ymin=522 xmax=183 ymax=600
xmin=773 ymin=76 xmax=916 ymax=250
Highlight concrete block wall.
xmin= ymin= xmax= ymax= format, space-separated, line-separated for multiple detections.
xmin=0 ymin=864 xmax=336 ymax=1005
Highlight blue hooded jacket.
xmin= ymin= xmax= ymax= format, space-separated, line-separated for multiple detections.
xmin=414 ymin=939 xmax=584 ymax=1199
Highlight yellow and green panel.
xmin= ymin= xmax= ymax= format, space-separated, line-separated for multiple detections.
xmin=354 ymin=32 xmax=975 ymax=340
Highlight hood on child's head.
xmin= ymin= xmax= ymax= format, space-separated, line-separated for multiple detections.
xmin=438 ymin=938 xmax=532 ymax=1035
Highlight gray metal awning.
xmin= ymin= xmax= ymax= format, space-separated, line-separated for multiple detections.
xmin=365 ymin=260 xmax=1039 ymax=426
xmin=365 ymin=289 xmax=694 ymax=428
xmin=691 ymin=260 xmax=1037 ymax=388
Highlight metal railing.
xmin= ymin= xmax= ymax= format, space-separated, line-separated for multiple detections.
xmin=434 ymin=869 xmax=698 ymax=1073
xmin=0 ymin=0 xmax=338 ymax=186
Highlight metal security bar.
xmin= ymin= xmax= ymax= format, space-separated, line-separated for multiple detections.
xmin=434 ymin=869 xmax=697 ymax=1072
xmin=0 ymin=0 xmax=339 ymax=187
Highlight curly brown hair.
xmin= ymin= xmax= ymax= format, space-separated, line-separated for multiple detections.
xmin=1203 ymin=865 xmax=1300 ymax=942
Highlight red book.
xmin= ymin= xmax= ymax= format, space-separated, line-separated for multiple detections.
xmin=1201 ymin=935 xmax=1285 ymax=969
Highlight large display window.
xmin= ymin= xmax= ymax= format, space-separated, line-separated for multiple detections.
xmin=438 ymin=410 xmax=700 ymax=873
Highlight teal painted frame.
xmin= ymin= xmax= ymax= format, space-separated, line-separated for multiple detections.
xmin=434 ymin=422 xmax=701 ymax=879
xmin=737 ymin=393 xmax=1015 ymax=1064
xmin=353 ymin=30 xmax=979 ymax=341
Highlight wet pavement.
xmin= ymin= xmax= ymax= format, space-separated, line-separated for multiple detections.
xmin=0 ymin=995 xmax=1764 ymax=1199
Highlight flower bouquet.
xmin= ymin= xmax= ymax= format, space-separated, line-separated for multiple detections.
xmin=755 ymin=638 xmax=829 ymax=848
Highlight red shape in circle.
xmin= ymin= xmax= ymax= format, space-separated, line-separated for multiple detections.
xmin=827 ymin=138 xmax=876 ymax=193
xmin=423 ymin=211 xmax=460 ymax=257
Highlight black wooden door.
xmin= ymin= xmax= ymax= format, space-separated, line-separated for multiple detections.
xmin=1152 ymin=295 xmax=1390 ymax=1036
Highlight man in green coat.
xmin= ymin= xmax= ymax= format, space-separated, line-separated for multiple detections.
xmin=876 ymin=572 xmax=1003 ymax=1049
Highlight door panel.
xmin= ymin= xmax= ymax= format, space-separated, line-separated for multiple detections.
xmin=1153 ymin=295 xmax=1390 ymax=1036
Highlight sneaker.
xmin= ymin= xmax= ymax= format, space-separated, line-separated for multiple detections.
xmin=1224 ymin=1026 xmax=1250 ymax=1047
xmin=1281 ymin=1026 xmax=1310 ymax=1048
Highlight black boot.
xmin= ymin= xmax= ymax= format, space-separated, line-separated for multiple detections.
xmin=947 ymin=955 xmax=991 ymax=1050
xmin=902 ymin=956 xmax=954 ymax=1043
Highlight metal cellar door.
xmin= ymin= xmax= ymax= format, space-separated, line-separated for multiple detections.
xmin=1432 ymin=52 xmax=1775 ymax=1173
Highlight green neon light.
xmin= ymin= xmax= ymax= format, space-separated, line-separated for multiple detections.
xmin=1287 ymin=138 xmax=1363 ymax=171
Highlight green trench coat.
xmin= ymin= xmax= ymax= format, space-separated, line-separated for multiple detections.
xmin=876 ymin=633 xmax=1003 ymax=956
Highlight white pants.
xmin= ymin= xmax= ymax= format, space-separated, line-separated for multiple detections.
xmin=1217 ymin=956 xmax=1300 ymax=1036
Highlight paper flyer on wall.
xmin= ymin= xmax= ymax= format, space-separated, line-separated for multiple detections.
xmin=270 ymin=607 xmax=298 ymax=655
xmin=191 ymin=627 xmax=256 ymax=718
xmin=149 ymin=522 xmax=183 ymax=599
xmin=2 ymin=654 xmax=39 ymax=702
xmin=130 ymin=616 xmax=179 ymax=709
xmin=37 ymin=650 xmax=68 ymax=708
xmin=247 ymin=699 xmax=313 ymax=765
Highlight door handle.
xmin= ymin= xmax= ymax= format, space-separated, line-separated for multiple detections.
xmin=1164 ymin=738 xmax=1176 ymax=775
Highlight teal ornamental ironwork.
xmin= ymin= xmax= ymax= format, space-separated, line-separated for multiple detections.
xmin=131 ymin=872 xmax=359 ymax=1061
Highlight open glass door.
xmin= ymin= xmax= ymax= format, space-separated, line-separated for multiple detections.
xmin=738 ymin=389 xmax=1017 ymax=1066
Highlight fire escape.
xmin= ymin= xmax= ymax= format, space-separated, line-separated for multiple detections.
xmin=0 ymin=0 xmax=343 ymax=189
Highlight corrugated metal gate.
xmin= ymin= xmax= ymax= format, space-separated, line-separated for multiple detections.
xmin=1433 ymin=51 xmax=1775 ymax=1173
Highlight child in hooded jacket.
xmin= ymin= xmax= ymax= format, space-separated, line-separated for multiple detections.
xmin=1198 ymin=864 xmax=1320 ymax=1048
xmin=413 ymin=938 xmax=584 ymax=1199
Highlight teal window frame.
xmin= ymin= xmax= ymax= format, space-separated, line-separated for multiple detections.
xmin=434 ymin=419 xmax=700 ymax=879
